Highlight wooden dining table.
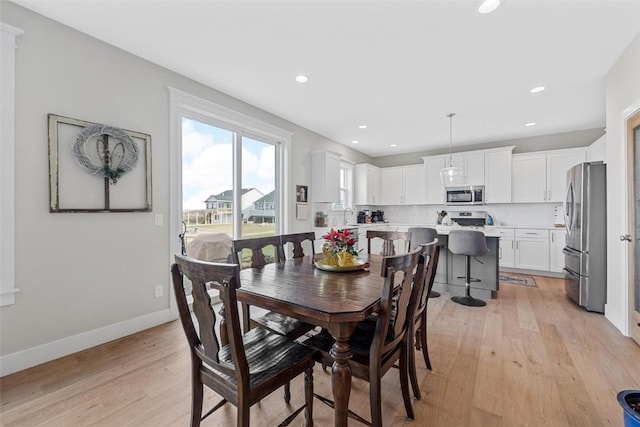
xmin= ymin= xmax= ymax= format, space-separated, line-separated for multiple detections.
xmin=236 ymin=254 xmax=386 ymax=427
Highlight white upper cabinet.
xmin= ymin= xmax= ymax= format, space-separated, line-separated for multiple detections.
xmin=546 ymin=149 xmax=587 ymax=202
xmin=423 ymin=156 xmax=447 ymax=204
xmin=512 ymin=148 xmax=586 ymax=203
xmin=379 ymin=164 xmax=426 ymax=205
xmin=311 ymin=151 xmax=341 ymax=203
xmin=484 ymin=148 xmax=514 ymax=204
xmin=354 ymin=163 xmax=381 ymax=205
xmin=451 ymin=152 xmax=485 ymax=186
xmin=587 ymin=135 xmax=605 ymax=162
xmin=380 ymin=167 xmax=403 ymax=204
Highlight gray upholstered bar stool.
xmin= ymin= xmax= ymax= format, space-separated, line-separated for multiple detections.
xmin=448 ymin=229 xmax=488 ymax=307
xmin=408 ymin=227 xmax=440 ymax=298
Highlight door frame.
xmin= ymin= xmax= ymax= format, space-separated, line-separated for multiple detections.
xmin=625 ymin=103 xmax=640 ymax=344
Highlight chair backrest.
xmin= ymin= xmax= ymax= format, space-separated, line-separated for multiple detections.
xmin=367 ymin=230 xmax=412 ymax=256
xmin=231 ymin=235 xmax=285 ymax=269
xmin=370 ymin=249 xmax=421 ymax=359
xmin=281 ymin=232 xmax=316 ymax=259
xmin=408 ymin=227 xmax=438 ymax=251
xmin=171 ymin=254 xmax=249 ymax=382
xmin=412 ymin=242 xmax=440 ymax=323
xmin=448 ymin=229 xmax=488 ymax=257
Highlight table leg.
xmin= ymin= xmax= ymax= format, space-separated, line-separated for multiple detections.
xmin=328 ymin=323 xmax=356 ymax=427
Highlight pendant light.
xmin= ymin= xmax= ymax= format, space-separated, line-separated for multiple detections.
xmin=439 ymin=113 xmax=464 ymax=186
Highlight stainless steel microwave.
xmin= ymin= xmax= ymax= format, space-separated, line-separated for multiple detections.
xmin=446 ymin=186 xmax=485 ymax=205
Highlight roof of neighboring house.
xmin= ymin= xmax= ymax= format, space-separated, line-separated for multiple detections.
xmin=254 ymin=191 xmax=276 ymax=204
xmin=205 ymin=188 xmax=254 ymax=203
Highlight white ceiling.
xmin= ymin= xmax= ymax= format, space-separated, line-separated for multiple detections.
xmin=10 ymin=0 xmax=640 ymax=157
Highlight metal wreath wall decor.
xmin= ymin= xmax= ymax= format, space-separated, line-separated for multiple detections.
xmin=48 ymin=114 xmax=152 ymax=212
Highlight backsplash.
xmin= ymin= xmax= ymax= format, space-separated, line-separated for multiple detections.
xmin=356 ymin=203 xmax=562 ymax=227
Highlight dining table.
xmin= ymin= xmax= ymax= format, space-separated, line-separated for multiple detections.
xmin=236 ymin=254 xmax=386 ymax=427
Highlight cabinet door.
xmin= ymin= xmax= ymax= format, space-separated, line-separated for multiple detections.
xmin=512 ymin=154 xmax=547 ymax=203
xmin=403 ymin=165 xmax=427 ymax=204
xmin=311 ymin=152 xmax=341 ymax=203
xmin=549 ymin=229 xmax=566 ymax=272
xmin=355 ymin=164 xmax=380 ymax=205
xmin=424 ymin=156 xmax=446 ymax=204
xmin=546 ymin=149 xmax=586 ymax=202
xmin=464 ymin=153 xmax=485 ymax=186
xmin=499 ymin=238 xmax=515 ymax=268
xmin=380 ymin=168 xmax=403 ymax=205
xmin=515 ymin=238 xmax=549 ymax=270
xmin=485 ymin=150 xmax=512 ymax=203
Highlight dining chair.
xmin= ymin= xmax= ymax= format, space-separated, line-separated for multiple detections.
xmin=407 ymin=242 xmax=440 ymax=399
xmin=171 ymin=254 xmax=316 ymax=427
xmin=281 ymin=232 xmax=316 ymax=261
xmin=366 ymin=230 xmax=412 ymax=256
xmin=408 ymin=227 xmax=440 ymax=298
xmin=303 ymin=249 xmax=423 ymax=426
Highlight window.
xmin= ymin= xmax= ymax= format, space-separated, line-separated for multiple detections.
xmin=333 ymin=162 xmax=354 ymax=210
xmin=169 ymin=88 xmax=292 ymax=256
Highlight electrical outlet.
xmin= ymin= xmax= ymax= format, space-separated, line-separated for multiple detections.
xmin=155 ymin=285 xmax=163 ymax=298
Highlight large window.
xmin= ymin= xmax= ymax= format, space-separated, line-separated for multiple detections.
xmin=170 ymin=88 xmax=292 ymax=257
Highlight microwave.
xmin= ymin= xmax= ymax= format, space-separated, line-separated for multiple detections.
xmin=446 ymin=186 xmax=485 ymax=205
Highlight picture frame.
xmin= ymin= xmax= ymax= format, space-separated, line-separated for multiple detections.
xmin=296 ymin=185 xmax=308 ymax=203
xmin=48 ymin=114 xmax=152 ymax=212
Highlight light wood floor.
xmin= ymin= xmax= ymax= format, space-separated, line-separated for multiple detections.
xmin=2 ymin=276 xmax=639 ymax=426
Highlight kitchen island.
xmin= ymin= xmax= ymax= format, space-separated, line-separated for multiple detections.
xmin=431 ymin=230 xmax=500 ymax=299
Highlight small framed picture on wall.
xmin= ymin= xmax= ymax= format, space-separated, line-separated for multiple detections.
xmin=296 ymin=185 xmax=308 ymax=203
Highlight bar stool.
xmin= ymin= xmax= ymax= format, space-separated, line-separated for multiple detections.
xmin=408 ymin=227 xmax=440 ymax=298
xmin=448 ymin=229 xmax=488 ymax=307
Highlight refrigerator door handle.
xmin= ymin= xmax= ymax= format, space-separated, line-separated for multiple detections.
xmin=562 ymin=246 xmax=581 ymax=256
xmin=565 ymin=181 xmax=574 ymax=235
xmin=563 ymin=267 xmax=580 ymax=278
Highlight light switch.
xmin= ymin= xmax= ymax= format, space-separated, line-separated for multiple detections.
xmin=154 ymin=214 xmax=163 ymax=226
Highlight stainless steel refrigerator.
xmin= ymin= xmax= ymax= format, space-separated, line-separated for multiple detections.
xmin=563 ymin=161 xmax=607 ymax=313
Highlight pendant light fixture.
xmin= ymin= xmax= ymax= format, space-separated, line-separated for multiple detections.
xmin=439 ymin=113 xmax=464 ymax=186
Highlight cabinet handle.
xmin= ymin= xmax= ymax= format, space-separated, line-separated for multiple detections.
xmin=511 ymin=240 xmax=514 ymax=249
xmin=499 ymin=247 xmax=502 ymax=259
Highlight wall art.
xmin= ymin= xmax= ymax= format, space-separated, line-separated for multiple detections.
xmin=48 ymin=114 xmax=152 ymax=212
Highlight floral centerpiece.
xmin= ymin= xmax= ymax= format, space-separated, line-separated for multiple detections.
xmin=320 ymin=228 xmax=359 ymax=267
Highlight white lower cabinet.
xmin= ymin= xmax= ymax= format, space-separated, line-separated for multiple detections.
xmin=549 ymin=229 xmax=566 ymax=272
xmin=514 ymin=229 xmax=549 ymax=271
xmin=493 ymin=228 xmax=515 ymax=268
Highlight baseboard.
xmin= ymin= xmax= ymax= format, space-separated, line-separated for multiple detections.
xmin=0 ymin=309 xmax=175 ymax=377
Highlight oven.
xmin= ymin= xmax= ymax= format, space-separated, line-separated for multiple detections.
xmin=446 ymin=186 xmax=485 ymax=206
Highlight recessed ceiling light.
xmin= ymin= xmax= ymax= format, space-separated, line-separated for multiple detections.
xmin=358 ymin=124 xmax=368 ymax=129
xmin=530 ymin=86 xmax=546 ymax=93
xmin=295 ymin=74 xmax=308 ymax=83
xmin=351 ymin=140 xmax=359 ymax=144
xmin=478 ymin=0 xmax=500 ymax=14
xmin=525 ymin=122 xmax=537 ymax=127
xmin=390 ymin=144 xmax=398 ymax=147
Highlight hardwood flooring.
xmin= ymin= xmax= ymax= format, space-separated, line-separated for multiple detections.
xmin=2 ymin=275 xmax=639 ymax=426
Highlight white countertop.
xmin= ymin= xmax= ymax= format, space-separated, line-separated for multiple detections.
xmin=314 ymin=223 xmax=565 ymax=238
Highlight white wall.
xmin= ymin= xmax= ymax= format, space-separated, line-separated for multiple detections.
xmin=605 ymin=32 xmax=640 ymax=334
xmin=0 ymin=3 xmax=370 ymax=375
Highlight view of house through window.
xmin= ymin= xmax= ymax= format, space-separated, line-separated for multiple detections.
xmin=181 ymin=118 xmax=277 ymax=250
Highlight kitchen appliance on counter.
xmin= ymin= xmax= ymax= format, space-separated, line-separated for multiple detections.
xmin=371 ymin=210 xmax=385 ymax=222
xmin=357 ymin=211 xmax=367 ymax=223
xmin=448 ymin=211 xmax=487 ymax=227
xmin=446 ymin=186 xmax=485 ymax=206
xmin=563 ymin=161 xmax=606 ymax=313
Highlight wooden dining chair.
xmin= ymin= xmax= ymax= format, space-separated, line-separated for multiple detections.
xmin=408 ymin=227 xmax=441 ymax=298
xmin=407 ymin=241 xmax=440 ymax=399
xmin=366 ymin=230 xmax=412 ymax=256
xmin=281 ymin=232 xmax=316 ymax=261
xmin=303 ymin=249 xmax=423 ymax=426
xmin=231 ymin=236 xmax=315 ymax=338
xmin=171 ymin=254 xmax=316 ymax=427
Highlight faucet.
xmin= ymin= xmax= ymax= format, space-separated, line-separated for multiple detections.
xmin=343 ymin=207 xmax=353 ymax=225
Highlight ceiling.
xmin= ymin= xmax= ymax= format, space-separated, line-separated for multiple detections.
xmin=10 ymin=0 xmax=640 ymax=157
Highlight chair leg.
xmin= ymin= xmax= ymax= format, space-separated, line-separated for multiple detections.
xmin=408 ymin=336 xmax=421 ymax=400
xmin=237 ymin=402 xmax=250 ymax=427
xmin=370 ymin=365 xmax=383 ymax=427
xmin=419 ymin=313 xmax=432 ymax=370
xmin=304 ymin=367 xmax=314 ymax=427
xmin=191 ymin=362 xmax=203 ymax=427
xmin=399 ymin=346 xmax=415 ymax=420
xmin=284 ymin=381 xmax=291 ymax=404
